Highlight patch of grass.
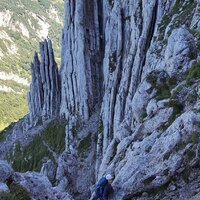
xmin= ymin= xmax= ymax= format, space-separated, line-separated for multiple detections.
xmin=182 ymin=166 xmax=191 ymax=183
xmin=157 ymin=0 xmax=196 ymax=41
xmin=143 ymin=175 xmax=156 ymax=185
xmin=190 ymin=131 xmax=199 ymax=144
xmin=192 ymin=191 xmax=199 ymax=197
xmin=0 ymin=183 xmax=31 ymax=200
xmin=7 ymin=121 xmax=65 ymax=172
xmin=10 ymin=183 xmax=31 ymax=200
xmin=146 ymin=181 xmax=170 ymax=197
xmin=197 ymin=40 xmax=200 ymax=51
xmin=186 ymin=61 xmax=200 ymax=85
xmin=42 ymin=120 xmax=66 ymax=155
xmin=0 ymin=132 xmax=5 ymax=142
xmin=0 ymin=192 xmax=14 ymax=199
xmin=36 ymin=117 xmax=43 ymax=126
xmin=186 ymin=93 xmax=198 ymax=104
xmin=7 ymin=134 xmax=56 ymax=172
xmin=158 ymin=14 xmax=171 ymax=41
xmin=175 ymin=141 xmax=187 ymax=151
xmin=77 ymin=132 xmax=92 ymax=157
xmin=186 ymin=149 xmax=196 ymax=161
xmin=146 ymin=72 xmax=157 ymax=88
xmin=157 ymin=77 xmax=177 ymax=100
xmin=140 ymin=110 xmax=147 ymax=122
xmin=165 ymin=100 xmax=183 ymax=125
xmin=146 ymin=72 xmax=177 ymax=100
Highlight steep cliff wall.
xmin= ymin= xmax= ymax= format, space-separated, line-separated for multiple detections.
xmin=60 ymin=0 xmax=200 ymax=199
xmin=60 ymin=0 xmax=103 ymax=121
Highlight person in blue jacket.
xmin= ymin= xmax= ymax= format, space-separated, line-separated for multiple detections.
xmin=102 ymin=174 xmax=114 ymax=200
xmin=90 ymin=174 xmax=114 ymax=200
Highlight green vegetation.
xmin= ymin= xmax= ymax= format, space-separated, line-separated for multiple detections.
xmin=156 ymin=77 xmax=177 ymax=100
xmin=158 ymin=100 xmax=183 ymax=131
xmin=175 ymin=141 xmax=187 ymax=151
xmin=77 ymin=132 xmax=92 ymax=157
xmin=143 ymin=175 xmax=156 ymax=185
xmin=186 ymin=149 xmax=196 ymax=161
xmin=146 ymin=72 xmax=157 ymax=88
xmin=157 ymin=0 xmax=196 ymax=41
xmin=7 ymin=120 xmax=65 ymax=172
xmin=190 ymin=131 xmax=199 ymax=144
xmin=7 ymin=137 xmax=54 ymax=172
xmin=140 ymin=111 xmax=147 ymax=122
xmin=36 ymin=118 xmax=43 ymax=126
xmin=0 ymin=183 xmax=31 ymax=200
xmin=0 ymin=92 xmax=28 ymax=131
xmin=42 ymin=120 xmax=66 ymax=155
xmin=186 ymin=61 xmax=200 ymax=85
xmin=146 ymin=181 xmax=170 ymax=197
xmin=186 ymin=92 xmax=198 ymax=104
xmin=109 ymin=51 xmax=117 ymax=73
xmin=0 ymin=132 xmax=5 ymax=142
xmin=0 ymin=0 xmax=64 ymax=130
xmin=165 ymin=100 xmax=183 ymax=125
xmin=146 ymin=72 xmax=177 ymax=100
xmin=182 ymin=166 xmax=191 ymax=183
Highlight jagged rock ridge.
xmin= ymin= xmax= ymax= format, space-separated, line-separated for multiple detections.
xmin=28 ymin=39 xmax=61 ymax=124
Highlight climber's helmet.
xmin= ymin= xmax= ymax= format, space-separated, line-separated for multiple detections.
xmin=106 ymin=174 xmax=114 ymax=184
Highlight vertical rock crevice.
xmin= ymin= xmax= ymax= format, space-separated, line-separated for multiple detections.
xmin=136 ymin=0 xmax=158 ymax=88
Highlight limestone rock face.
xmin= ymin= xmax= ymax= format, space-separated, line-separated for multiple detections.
xmin=60 ymin=0 xmax=200 ymax=199
xmin=14 ymin=171 xmax=73 ymax=200
xmin=40 ymin=159 xmax=56 ymax=183
xmin=28 ymin=39 xmax=60 ymax=125
xmin=0 ymin=160 xmax=73 ymax=200
xmin=60 ymin=0 xmax=103 ymax=121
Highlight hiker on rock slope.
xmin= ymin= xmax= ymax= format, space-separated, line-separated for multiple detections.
xmin=90 ymin=174 xmax=114 ymax=200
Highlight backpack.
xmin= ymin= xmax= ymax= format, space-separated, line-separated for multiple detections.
xmin=95 ymin=177 xmax=108 ymax=198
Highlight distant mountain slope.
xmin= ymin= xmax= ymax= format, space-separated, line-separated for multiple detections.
xmin=0 ymin=0 xmax=64 ymax=130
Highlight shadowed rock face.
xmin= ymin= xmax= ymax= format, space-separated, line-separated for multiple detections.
xmin=28 ymin=39 xmax=61 ymax=124
xmin=60 ymin=0 xmax=104 ymax=121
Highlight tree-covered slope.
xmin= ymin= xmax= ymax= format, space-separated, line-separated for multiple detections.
xmin=0 ymin=0 xmax=64 ymax=130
